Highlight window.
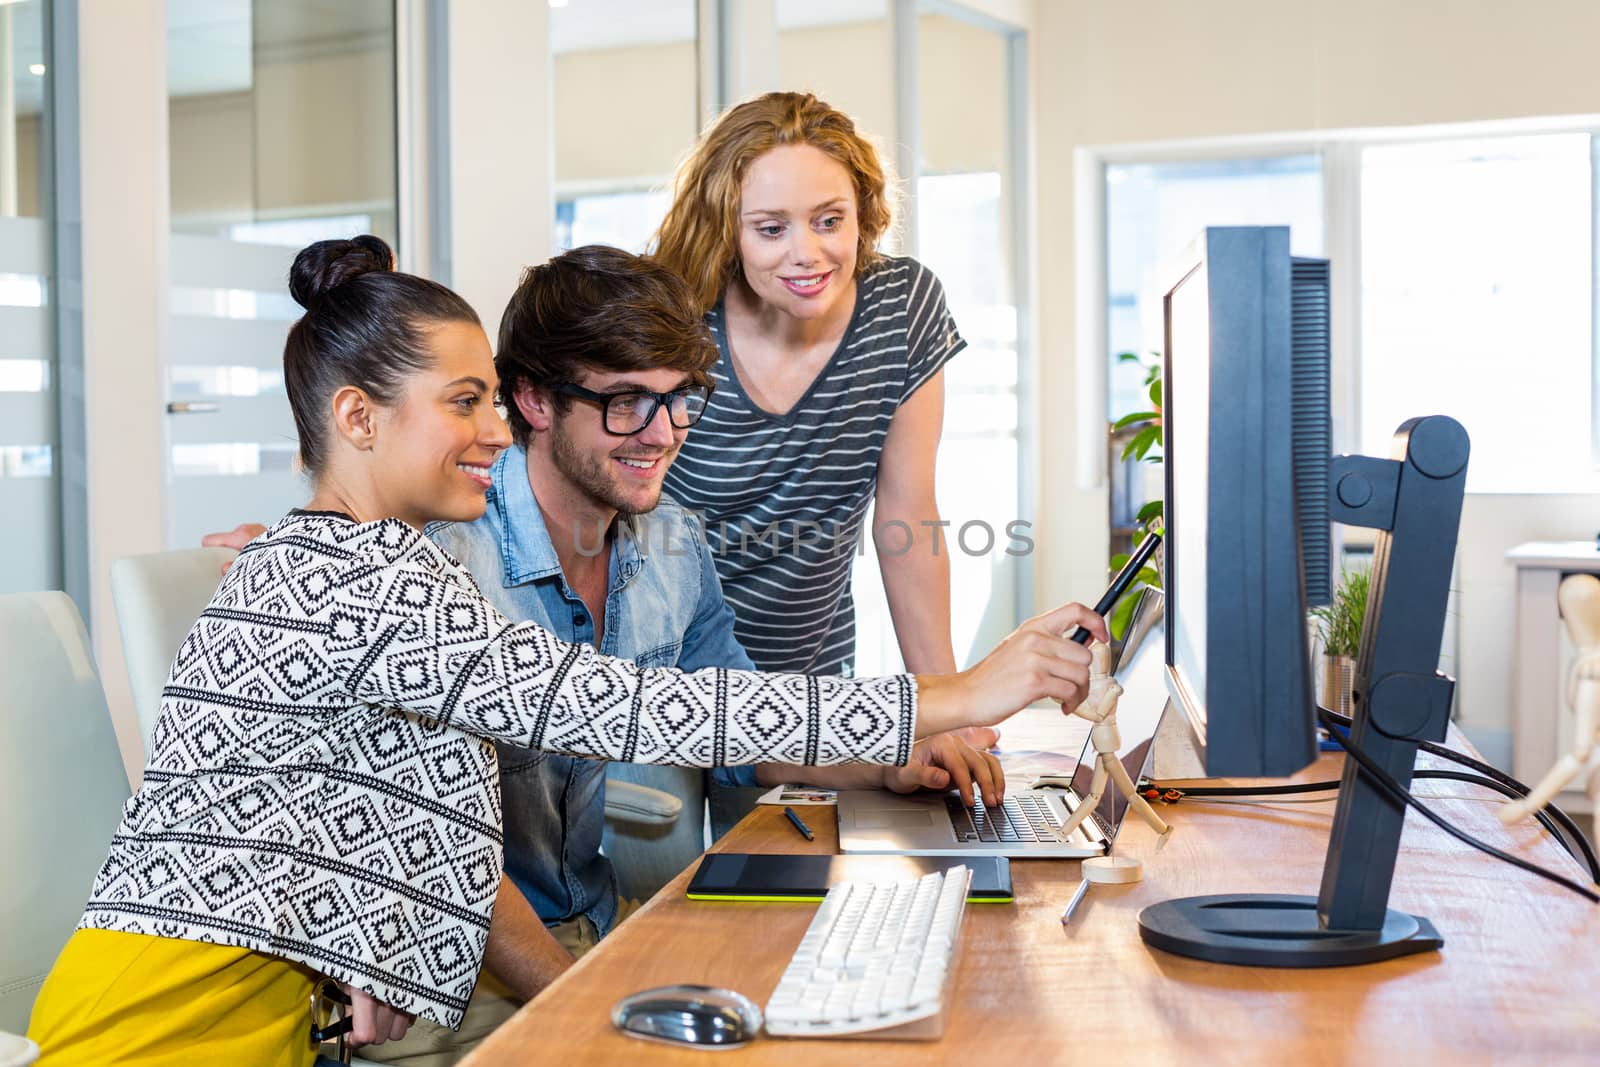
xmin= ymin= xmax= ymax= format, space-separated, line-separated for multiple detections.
xmin=1104 ymin=155 xmax=1325 ymax=422
xmin=1099 ymin=154 xmax=1324 ymax=559
xmin=845 ymin=6 xmax=1030 ymax=673
xmin=1360 ymin=133 xmax=1596 ymax=492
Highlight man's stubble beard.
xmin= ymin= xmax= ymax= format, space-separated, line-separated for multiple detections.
xmin=548 ymin=413 xmax=669 ymax=518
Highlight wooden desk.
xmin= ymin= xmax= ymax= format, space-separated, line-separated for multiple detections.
xmin=463 ymin=711 xmax=1599 ymax=1066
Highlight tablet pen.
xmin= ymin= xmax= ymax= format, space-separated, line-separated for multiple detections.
xmin=1072 ymin=530 xmax=1163 ymax=644
xmin=1059 ymin=878 xmax=1091 ymax=924
xmin=783 ymin=805 xmax=815 ymax=841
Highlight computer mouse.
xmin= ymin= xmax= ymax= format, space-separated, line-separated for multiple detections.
xmin=611 ymin=983 xmax=763 ymax=1048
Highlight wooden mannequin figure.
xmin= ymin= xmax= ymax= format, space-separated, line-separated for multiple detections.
xmin=1056 ymin=644 xmax=1172 ymax=869
xmin=1499 ymin=573 xmax=1600 ymax=846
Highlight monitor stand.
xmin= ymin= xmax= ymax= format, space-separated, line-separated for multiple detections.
xmin=1138 ymin=415 xmax=1468 ymax=967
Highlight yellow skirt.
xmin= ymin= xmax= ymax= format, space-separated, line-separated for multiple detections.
xmin=28 ymin=928 xmax=321 ymax=1067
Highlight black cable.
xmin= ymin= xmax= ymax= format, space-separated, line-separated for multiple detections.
xmin=1144 ymin=772 xmax=1586 ymax=872
xmin=1316 ymin=707 xmax=1599 ymax=904
xmin=1142 ymin=779 xmax=1339 ymax=797
xmin=1413 ymin=769 xmax=1590 ymax=877
xmin=1322 ymin=706 xmax=1600 ymax=881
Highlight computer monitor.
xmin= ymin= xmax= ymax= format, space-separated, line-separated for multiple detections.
xmin=1141 ymin=225 xmax=1470 ymax=967
xmin=1161 ymin=226 xmax=1322 ymax=777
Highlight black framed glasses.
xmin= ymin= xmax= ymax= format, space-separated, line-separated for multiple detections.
xmin=554 ymin=382 xmax=713 ymax=436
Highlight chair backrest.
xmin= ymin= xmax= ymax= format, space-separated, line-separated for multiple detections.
xmin=0 ymin=592 xmax=130 ymax=1034
xmin=602 ymin=763 xmax=707 ymax=903
xmin=110 ymin=547 xmax=235 ymax=744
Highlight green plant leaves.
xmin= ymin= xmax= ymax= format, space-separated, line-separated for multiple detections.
xmin=1120 ymin=424 xmax=1162 ymax=462
xmin=1312 ymin=567 xmax=1370 ymax=657
xmin=1109 ymin=350 xmax=1166 ymax=641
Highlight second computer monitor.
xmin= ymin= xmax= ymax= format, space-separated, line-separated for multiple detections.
xmin=1161 ymin=225 xmax=1324 ymax=778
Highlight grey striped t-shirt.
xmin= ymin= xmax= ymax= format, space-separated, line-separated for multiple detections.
xmin=662 ymin=256 xmax=965 ymax=676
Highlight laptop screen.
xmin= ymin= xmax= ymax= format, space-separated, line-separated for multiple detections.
xmin=1070 ymin=588 xmax=1167 ymax=842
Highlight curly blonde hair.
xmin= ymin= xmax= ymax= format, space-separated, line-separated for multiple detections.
xmin=652 ymin=92 xmax=892 ymax=316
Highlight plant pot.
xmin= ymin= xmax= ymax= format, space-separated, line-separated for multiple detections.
xmin=1321 ymin=654 xmax=1356 ymax=717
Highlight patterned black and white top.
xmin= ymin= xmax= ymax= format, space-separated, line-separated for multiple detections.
xmin=78 ymin=511 xmax=916 ymax=1028
xmin=662 ymin=256 xmax=965 ymax=676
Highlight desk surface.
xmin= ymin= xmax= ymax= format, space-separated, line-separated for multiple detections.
xmin=463 ymin=711 xmax=1600 ymax=1067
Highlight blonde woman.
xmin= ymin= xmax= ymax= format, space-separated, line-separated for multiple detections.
xmin=650 ymin=92 xmax=976 ymax=829
xmin=655 ymin=90 xmax=963 ymax=683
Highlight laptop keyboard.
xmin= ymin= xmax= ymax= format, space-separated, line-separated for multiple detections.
xmin=944 ymin=793 xmax=1065 ymax=843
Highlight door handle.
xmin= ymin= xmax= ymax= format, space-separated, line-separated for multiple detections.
xmin=166 ymin=401 xmax=220 ymax=414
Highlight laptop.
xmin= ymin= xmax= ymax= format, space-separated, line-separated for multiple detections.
xmin=836 ymin=589 xmax=1169 ymax=858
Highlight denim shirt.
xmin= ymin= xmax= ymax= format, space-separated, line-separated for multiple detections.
xmin=429 ymin=444 xmax=756 ymax=935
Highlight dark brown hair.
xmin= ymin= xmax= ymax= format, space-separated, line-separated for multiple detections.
xmin=495 ymin=245 xmax=719 ymax=445
xmin=283 ymin=235 xmax=480 ymax=474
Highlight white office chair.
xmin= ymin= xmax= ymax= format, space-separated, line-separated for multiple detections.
xmin=110 ymin=548 xmax=690 ymax=905
xmin=110 ymin=546 xmax=236 ymax=745
xmin=603 ymin=764 xmax=705 ymax=903
xmin=0 ymin=591 xmax=131 ymax=1036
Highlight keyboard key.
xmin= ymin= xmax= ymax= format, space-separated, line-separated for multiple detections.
xmin=764 ymin=866 xmax=971 ymax=1039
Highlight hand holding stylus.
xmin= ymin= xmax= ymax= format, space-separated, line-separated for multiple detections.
xmin=1070 ymin=531 xmax=1162 ymax=645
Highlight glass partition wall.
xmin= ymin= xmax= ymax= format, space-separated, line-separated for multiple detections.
xmin=778 ymin=1 xmax=1031 ymax=672
xmin=913 ymin=9 xmax=1025 ymax=669
xmin=0 ymin=0 xmax=57 ymax=593
xmin=550 ymin=0 xmax=697 ymax=253
xmin=164 ymin=0 xmax=397 ymax=548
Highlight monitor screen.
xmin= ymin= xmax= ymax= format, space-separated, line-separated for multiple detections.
xmin=1166 ymin=266 xmax=1210 ymax=732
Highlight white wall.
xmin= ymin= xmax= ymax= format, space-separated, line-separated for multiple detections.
xmin=79 ymin=0 xmax=169 ymax=784
xmin=1031 ymin=0 xmax=1600 ymax=760
xmin=446 ymin=1 xmax=551 ymax=339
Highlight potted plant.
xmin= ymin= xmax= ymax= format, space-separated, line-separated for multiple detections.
xmin=1312 ymin=566 xmax=1369 ymax=715
xmin=1108 ymin=350 xmax=1163 ymax=639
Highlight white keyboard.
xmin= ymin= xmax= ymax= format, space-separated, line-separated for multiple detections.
xmin=763 ymin=865 xmax=971 ymax=1040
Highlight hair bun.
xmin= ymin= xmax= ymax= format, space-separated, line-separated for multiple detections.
xmin=289 ymin=234 xmax=394 ymax=311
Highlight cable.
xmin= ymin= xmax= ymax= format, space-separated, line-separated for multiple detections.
xmin=1414 ymin=770 xmax=1590 ymax=877
xmin=1144 ymin=773 xmax=1586 ymax=873
xmin=1315 ymin=707 xmax=1599 ymax=904
xmin=1141 ymin=779 xmax=1339 ymax=798
xmin=1321 ymin=706 xmax=1600 ymax=880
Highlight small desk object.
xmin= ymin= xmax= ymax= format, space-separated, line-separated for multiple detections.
xmin=460 ymin=711 xmax=1600 ymax=1065
xmin=1508 ymin=540 xmax=1600 ymax=816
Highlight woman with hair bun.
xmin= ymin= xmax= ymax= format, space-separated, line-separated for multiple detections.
xmin=27 ymin=236 xmax=1104 ymax=1064
xmin=650 ymin=92 xmax=977 ymax=831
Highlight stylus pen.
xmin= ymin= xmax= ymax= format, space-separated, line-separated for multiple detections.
xmin=783 ymin=805 xmax=815 ymax=841
xmin=1071 ymin=530 xmax=1164 ymax=644
xmin=1059 ymin=879 xmax=1091 ymax=925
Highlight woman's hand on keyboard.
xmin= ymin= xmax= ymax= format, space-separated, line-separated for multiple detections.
xmin=885 ymin=734 xmax=1005 ymax=808
xmin=914 ymin=602 xmax=1107 ymax=737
